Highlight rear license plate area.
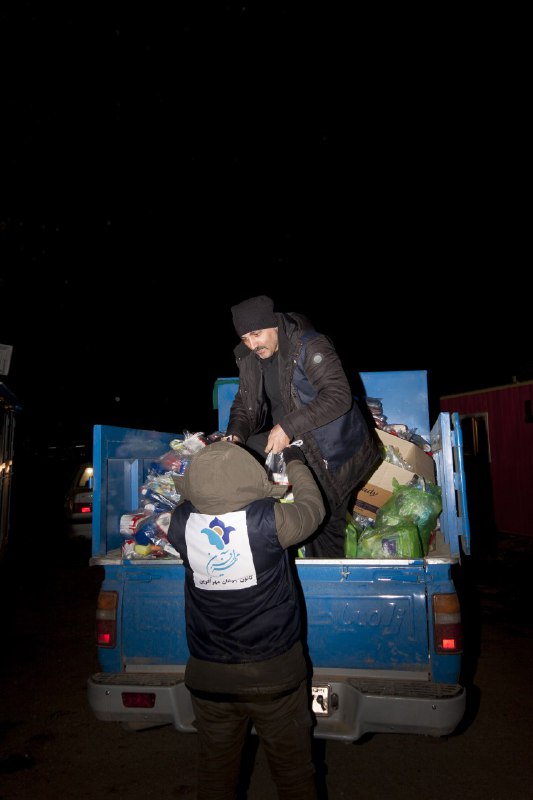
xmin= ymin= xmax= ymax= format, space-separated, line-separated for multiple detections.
xmin=311 ymin=685 xmax=330 ymax=716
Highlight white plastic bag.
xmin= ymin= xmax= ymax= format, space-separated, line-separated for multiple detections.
xmin=265 ymin=450 xmax=289 ymax=485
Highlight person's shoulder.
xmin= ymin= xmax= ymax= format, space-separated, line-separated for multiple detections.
xmin=282 ymin=311 xmax=317 ymax=340
xmin=302 ymin=333 xmax=344 ymax=370
xmin=304 ymin=330 xmax=335 ymax=350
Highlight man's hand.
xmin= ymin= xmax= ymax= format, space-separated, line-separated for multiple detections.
xmin=266 ymin=424 xmax=290 ymax=454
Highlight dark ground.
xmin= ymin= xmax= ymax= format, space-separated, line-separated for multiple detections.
xmin=1 ymin=529 xmax=533 ymax=800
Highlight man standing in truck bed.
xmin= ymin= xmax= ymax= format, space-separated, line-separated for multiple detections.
xmin=224 ymin=295 xmax=379 ymax=557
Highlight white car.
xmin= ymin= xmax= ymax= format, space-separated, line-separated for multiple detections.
xmin=64 ymin=463 xmax=93 ymax=539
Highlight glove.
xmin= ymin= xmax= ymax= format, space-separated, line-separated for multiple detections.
xmin=282 ymin=444 xmax=306 ymax=466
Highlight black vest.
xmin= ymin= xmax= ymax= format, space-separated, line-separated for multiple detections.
xmin=168 ymin=498 xmax=302 ymax=664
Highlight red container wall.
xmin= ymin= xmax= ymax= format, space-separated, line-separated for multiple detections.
xmin=440 ymin=383 xmax=533 ymax=537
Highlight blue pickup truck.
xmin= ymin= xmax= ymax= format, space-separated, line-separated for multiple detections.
xmin=87 ymin=371 xmax=470 ymax=742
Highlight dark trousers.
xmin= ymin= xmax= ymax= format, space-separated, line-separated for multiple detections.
xmin=191 ymin=679 xmax=317 ymax=800
xmin=303 ymin=491 xmax=352 ymax=558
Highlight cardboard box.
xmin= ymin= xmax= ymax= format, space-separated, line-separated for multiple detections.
xmin=353 ymin=430 xmax=436 ymax=520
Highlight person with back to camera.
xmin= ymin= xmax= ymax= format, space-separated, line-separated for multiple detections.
xmin=224 ymin=294 xmax=380 ymax=558
xmin=167 ymin=439 xmax=325 ymax=799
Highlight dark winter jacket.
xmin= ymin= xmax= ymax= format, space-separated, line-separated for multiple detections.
xmin=227 ymin=312 xmax=380 ymax=508
xmin=168 ymin=440 xmax=325 ymax=699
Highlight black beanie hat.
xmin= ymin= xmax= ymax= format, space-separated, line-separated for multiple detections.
xmin=231 ymin=295 xmax=277 ymax=336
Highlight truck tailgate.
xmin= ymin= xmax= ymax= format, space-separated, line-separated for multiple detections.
xmin=110 ymin=559 xmax=430 ymax=674
xmin=299 ymin=560 xmax=429 ymax=672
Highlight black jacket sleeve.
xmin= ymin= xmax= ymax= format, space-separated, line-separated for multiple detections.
xmin=281 ymin=335 xmax=353 ymax=440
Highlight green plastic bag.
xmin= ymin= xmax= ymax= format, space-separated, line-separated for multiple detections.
xmin=376 ymin=478 xmax=442 ymax=555
xmin=344 ymin=519 xmax=359 ymax=558
xmin=357 ymin=520 xmax=423 ymax=559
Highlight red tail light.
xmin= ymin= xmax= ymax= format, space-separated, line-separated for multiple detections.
xmin=74 ymin=502 xmax=92 ymax=514
xmin=122 ymin=692 xmax=156 ymax=708
xmin=96 ymin=591 xmax=118 ymax=648
xmin=432 ymin=593 xmax=463 ymax=654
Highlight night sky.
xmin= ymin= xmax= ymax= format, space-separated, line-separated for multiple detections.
xmin=1 ymin=5 xmax=528 ymax=463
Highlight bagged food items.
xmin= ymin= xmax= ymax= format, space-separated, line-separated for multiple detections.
xmin=376 ymin=477 xmax=442 ymax=554
xmin=119 ymin=430 xmax=223 ymax=560
xmin=169 ymin=431 xmax=208 ymax=459
xmin=134 ymin=519 xmax=179 ymax=557
xmin=140 ymin=486 xmax=179 ymax=513
xmin=357 ymin=520 xmax=423 ymax=559
xmin=120 ymin=511 xmax=153 ymax=537
xmin=265 ymin=450 xmax=289 ymax=486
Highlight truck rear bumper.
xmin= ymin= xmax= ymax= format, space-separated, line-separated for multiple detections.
xmin=88 ymin=671 xmax=466 ymax=742
xmin=88 ymin=672 xmax=196 ymax=733
xmin=312 ymin=674 xmax=466 ymax=742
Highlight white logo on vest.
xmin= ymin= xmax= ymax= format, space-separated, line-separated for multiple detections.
xmin=185 ymin=510 xmax=257 ymax=591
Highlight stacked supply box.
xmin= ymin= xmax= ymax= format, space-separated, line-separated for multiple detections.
xmin=353 ymin=429 xmax=436 ymax=520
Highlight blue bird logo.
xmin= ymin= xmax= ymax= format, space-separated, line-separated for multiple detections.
xmin=200 ymin=516 xmax=236 ymax=550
